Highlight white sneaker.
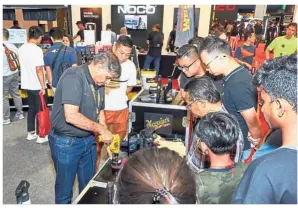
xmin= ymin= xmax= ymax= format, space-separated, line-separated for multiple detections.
xmin=3 ymin=119 xmax=11 ymax=125
xmin=15 ymin=113 xmax=25 ymax=120
xmin=36 ymin=136 xmax=48 ymax=144
xmin=27 ymin=133 xmax=38 ymax=141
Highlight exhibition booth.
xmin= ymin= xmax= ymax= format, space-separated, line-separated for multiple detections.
xmin=4 ymin=4 xmax=212 ymax=109
xmin=3 ymin=4 xmax=297 ymax=204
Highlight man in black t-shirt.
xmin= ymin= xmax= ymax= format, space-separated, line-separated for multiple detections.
xmin=176 ymin=43 xmax=224 ymax=102
xmin=73 ymin=21 xmax=85 ymax=42
xmin=200 ymin=36 xmax=261 ymax=156
xmin=233 ymin=54 xmax=297 ymax=204
xmin=166 ymin=23 xmax=177 ymax=52
xmin=264 ymin=22 xmax=277 ymax=51
xmin=49 ymin=52 xmax=121 ymax=204
xmin=143 ymin=24 xmax=164 ymax=76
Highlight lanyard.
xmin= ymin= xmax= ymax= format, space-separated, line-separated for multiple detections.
xmin=90 ymin=84 xmax=100 ymax=122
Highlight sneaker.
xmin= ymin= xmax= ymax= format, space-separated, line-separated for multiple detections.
xmin=36 ymin=136 xmax=48 ymax=144
xmin=15 ymin=113 xmax=25 ymax=120
xmin=27 ymin=132 xmax=38 ymax=141
xmin=3 ymin=119 xmax=11 ymax=125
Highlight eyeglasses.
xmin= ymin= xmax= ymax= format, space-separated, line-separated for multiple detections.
xmin=186 ymin=99 xmax=198 ymax=110
xmin=205 ymin=56 xmax=219 ymax=69
xmin=175 ymin=58 xmax=199 ymax=71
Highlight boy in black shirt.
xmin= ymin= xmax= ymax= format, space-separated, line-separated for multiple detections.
xmin=233 ymin=54 xmax=297 ymax=204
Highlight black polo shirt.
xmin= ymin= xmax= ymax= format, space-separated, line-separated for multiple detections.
xmin=222 ymin=65 xmax=257 ymax=150
xmin=51 ymin=64 xmax=104 ymax=138
xmin=147 ymin=31 xmax=164 ymax=58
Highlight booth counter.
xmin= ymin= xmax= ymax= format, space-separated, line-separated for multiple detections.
xmin=73 ymin=89 xmax=194 ymax=204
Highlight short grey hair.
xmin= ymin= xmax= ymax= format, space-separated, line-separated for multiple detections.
xmin=3 ymin=28 xmax=9 ymax=40
xmin=93 ymin=51 xmax=121 ymax=79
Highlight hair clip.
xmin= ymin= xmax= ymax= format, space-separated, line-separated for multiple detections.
xmin=152 ymin=187 xmax=169 ymax=204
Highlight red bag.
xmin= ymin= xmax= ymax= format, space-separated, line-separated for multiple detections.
xmin=37 ymin=92 xmax=51 ymax=137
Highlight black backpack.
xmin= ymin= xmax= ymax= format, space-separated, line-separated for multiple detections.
xmin=52 ymin=45 xmax=71 ymax=84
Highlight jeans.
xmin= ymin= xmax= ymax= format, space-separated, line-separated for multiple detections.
xmin=3 ymin=73 xmax=23 ymax=120
xmin=143 ymin=54 xmax=161 ymax=76
xmin=48 ymin=130 xmax=96 ymax=204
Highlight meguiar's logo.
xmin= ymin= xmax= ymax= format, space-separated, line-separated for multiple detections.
xmin=145 ymin=117 xmax=170 ymax=130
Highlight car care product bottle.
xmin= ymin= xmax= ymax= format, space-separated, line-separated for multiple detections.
xmin=164 ymin=76 xmax=173 ymax=104
xmin=156 ymin=75 xmax=162 ymax=104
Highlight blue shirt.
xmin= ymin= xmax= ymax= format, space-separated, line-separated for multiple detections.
xmin=234 ymin=44 xmax=256 ymax=65
xmin=44 ymin=42 xmax=77 ymax=87
xmin=233 ymin=148 xmax=297 ymax=204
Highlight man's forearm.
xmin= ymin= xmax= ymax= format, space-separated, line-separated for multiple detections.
xmin=234 ymin=58 xmax=245 ymax=65
xmin=126 ymin=86 xmax=134 ymax=94
xmin=66 ymin=111 xmax=106 ymax=134
xmin=45 ymin=66 xmax=52 ymax=85
xmin=167 ymin=37 xmax=171 ymax=46
xmin=99 ymin=110 xmax=107 ymax=128
xmin=36 ymin=67 xmax=45 ymax=89
xmin=249 ymin=123 xmax=262 ymax=140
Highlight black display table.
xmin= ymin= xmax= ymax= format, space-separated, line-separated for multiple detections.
xmin=138 ymin=53 xmax=181 ymax=78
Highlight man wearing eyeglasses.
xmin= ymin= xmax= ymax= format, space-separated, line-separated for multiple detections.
xmin=49 ymin=52 xmax=121 ymax=204
xmin=265 ymin=22 xmax=297 ymax=60
xmin=176 ymin=44 xmax=224 ymax=102
xmin=199 ymin=36 xmax=261 ymax=160
xmin=184 ymin=76 xmax=226 ymax=117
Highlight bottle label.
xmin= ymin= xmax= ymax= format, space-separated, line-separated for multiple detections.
xmin=22 ymin=199 xmax=31 ymax=204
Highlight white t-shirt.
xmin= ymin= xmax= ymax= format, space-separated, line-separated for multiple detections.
xmin=3 ymin=41 xmax=19 ymax=77
xmin=105 ymin=60 xmax=137 ymax=110
xmin=19 ymin=43 xmax=45 ymax=90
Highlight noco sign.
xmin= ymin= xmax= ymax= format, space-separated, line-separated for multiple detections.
xmin=117 ymin=5 xmax=156 ymax=14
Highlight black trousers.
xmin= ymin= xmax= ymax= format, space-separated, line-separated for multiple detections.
xmin=25 ymin=90 xmax=48 ymax=133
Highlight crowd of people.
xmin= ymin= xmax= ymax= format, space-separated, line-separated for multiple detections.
xmin=210 ymin=19 xmax=297 ymax=74
xmin=2 ymin=16 xmax=297 ymax=204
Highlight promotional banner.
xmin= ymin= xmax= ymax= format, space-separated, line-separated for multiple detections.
xmin=144 ymin=113 xmax=173 ymax=135
xmin=80 ymin=8 xmax=102 ymax=41
xmin=175 ymin=5 xmax=195 ymax=47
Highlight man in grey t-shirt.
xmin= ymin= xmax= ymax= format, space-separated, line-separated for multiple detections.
xmin=49 ymin=52 xmax=121 ymax=204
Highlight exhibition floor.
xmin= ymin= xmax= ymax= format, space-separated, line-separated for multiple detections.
xmin=3 ymin=111 xmax=80 ymax=204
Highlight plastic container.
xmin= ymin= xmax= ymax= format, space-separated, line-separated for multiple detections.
xmin=141 ymin=70 xmax=157 ymax=90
